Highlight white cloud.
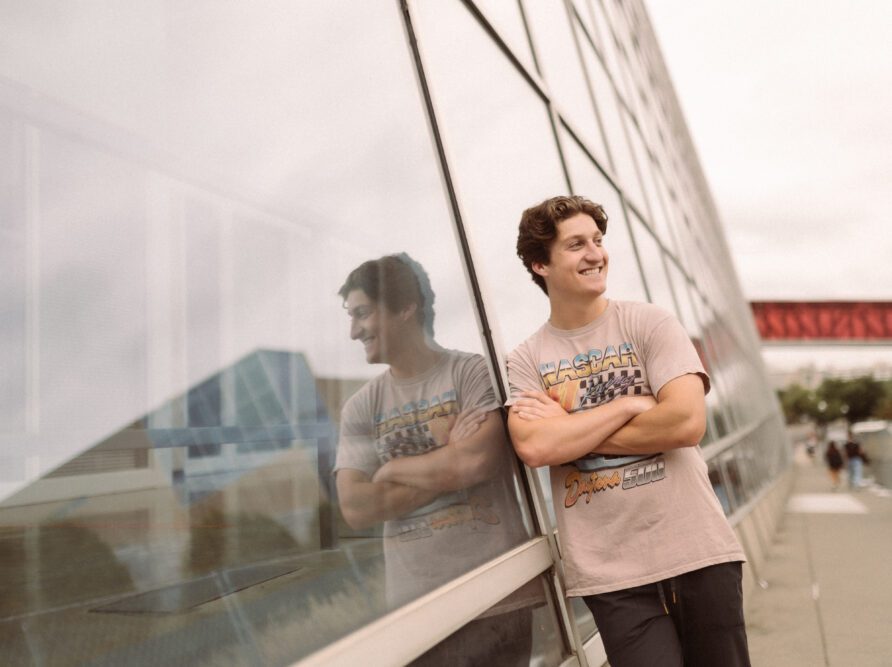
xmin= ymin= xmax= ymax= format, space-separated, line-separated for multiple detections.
xmin=646 ymin=0 xmax=892 ymax=301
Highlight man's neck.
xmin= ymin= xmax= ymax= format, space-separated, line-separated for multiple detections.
xmin=388 ymin=338 xmax=443 ymax=379
xmin=548 ymin=295 xmax=609 ymax=330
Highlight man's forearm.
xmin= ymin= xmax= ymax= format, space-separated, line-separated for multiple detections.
xmin=374 ymin=449 xmax=462 ymax=492
xmin=597 ymin=398 xmax=704 ymax=455
xmin=374 ymin=414 xmax=506 ymax=492
xmin=509 ymin=398 xmax=642 ymax=467
xmin=339 ymin=479 xmax=439 ymax=529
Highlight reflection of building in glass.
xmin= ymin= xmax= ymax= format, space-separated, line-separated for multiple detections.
xmin=6 ymin=350 xmax=340 ymax=545
xmin=0 ymin=1 xmax=791 ymax=664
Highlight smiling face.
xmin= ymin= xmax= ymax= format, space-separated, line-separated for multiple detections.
xmin=532 ymin=212 xmax=609 ymax=303
xmin=344 ymin=288 xmax=408 ymax=365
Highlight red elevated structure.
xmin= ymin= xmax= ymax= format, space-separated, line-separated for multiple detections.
xmin=751 ymin=301 xmax=892 ymax=342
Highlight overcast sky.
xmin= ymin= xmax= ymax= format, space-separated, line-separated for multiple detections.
xmin=645 ymin=0 xmax=891 ymax=302
xmin=645 ymin=1 xmax=892 ymax=374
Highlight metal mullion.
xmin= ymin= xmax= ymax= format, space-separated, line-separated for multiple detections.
xmin=560 ymin=0 xmax=618 ymax=178
xmin=398 ymin=3 xmax=585 ymax=663
xmin=397 ymin=0 xmax=507 ymax=403
xmin=567 ymin=0 xmax=635 ymax=123
xmin=401 ymin=3 xmax=605 ymax=663
xmin=618 ymin=190 xmax=653 ymax=304
xmin=295 ymin=538 xmax=553 ymax=667
xmin=398 ymin=0 xmax=549 ymax=539
xmin=514 ymin=27 xmax=599 ymax=667
xmin=459 ymin=0 xmax=553 ymax=106
xmin=582 ymin=631 xmax=610 ymax=666
xmin=693 ymin=316 xmax=738 ymax=438
xmin=701 ymin=413 xmax=772 ymax=463
xmin=556 ymin=116 xmax=621 ymax=194
xmin=523 ymin=0 xmax=620 ymax=195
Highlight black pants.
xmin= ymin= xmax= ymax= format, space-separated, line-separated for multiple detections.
xmin=582 ymin=562 xmax=750 ymax=667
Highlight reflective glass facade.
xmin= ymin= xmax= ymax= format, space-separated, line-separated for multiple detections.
xmin=0 ymin=1 xmax=791 ymax=664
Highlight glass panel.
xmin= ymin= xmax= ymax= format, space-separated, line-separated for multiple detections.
xmin=664 ymin=259 xmax=716 ymax=446
xmin=720 ymin=449 xmax=747 ymax=509
xmin=559 ymin=125 xmax=648 ymax=303
xmin=650 ymin=164 xmax=682 ymax=256
xmin=715 ymin=327 xmax=745 ymax=432
xmin=708 ymin=457 xmax=733 ymax=516
xmin=0 ymin=3 xmax=533 ymax=664
xmin=536 ymin=466 xmax=557 ymax=526
xmin=574 ymin=28 xmax=640 ymax=208
xmin=734 ymin=439 xmax=762 ymax=499
xmin=412 ymin=0 xmax=567 ymax=355
xmin=689 ymin=295 xmax=731 ymax=440
xmin=628 ymin=214 xmax=677 ymax=316
xmin=569 ymin=0 xmax=599 ymax=49
xmin=410 ymin=576 xmax=561 ymax=666
xmin=523 ymin=0 xmax=608 ymax=165
xmin=0 ymin=117 xmax=27 ymax=440
xmin=570 ymin=595 xmax=598 ymax=642
xmin=664 ymin=261 xmax=698 ymax=342
xmin=625 ymin=117 xmax=661 ymax=226
xmin=587 ymin=0 xmax=633 ymax=106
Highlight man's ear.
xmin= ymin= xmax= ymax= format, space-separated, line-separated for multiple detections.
xmin=399 ymin=303 xmax=418 ymax=322
xmin=531 ymin=261 xmax=549 ymax=278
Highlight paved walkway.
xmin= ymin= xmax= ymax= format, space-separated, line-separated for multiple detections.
xmin=745 ymin=447 xmax=892 ymax=666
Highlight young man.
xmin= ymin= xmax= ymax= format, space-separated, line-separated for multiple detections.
xmin=334 ymin=253 xmax=536 ymax=665
xmin=506 ymin=196 xmax=750 ymax=666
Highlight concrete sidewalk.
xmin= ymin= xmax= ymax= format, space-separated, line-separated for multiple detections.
xmin=745 ymin=448 xmax=892 ymax=666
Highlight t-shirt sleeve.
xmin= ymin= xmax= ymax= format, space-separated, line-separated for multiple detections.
xmin=455 ymin=353 xmax=500 ymax=413
xmin=333 ymin=389 xmax=379 ymax=478
xmin=505 ymin=343 xmax=544 ymax=406
xmin=639 ymin=307 xmax=711 ymax=397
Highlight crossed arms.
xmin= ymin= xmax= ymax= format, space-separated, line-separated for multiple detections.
xmin=337 ymin=373 xmax=706 ymax=527
xmin=336 ymin=409 xmax=507 ymax=530
xmin=507 ymin=373 xmax=706 ymax=468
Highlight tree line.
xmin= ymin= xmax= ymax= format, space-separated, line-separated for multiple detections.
xmin=777 ymin=376 xmax=892 ymax=426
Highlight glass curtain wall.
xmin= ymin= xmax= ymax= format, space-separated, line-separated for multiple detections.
xmin=0 ymin=0 xmax=791 ymax=665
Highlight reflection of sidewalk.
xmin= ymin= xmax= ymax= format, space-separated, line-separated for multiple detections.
xmin=745 ymin=447 xmax=892 ymax=665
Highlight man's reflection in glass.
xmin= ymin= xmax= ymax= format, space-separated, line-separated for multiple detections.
xmin=334 ymin=254 xmax=534 ymax=665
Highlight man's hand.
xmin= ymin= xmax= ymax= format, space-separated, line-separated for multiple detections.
xmin=371 ymin=460 xmax=399 ymax=484
xmin=448 ymin=407 xmax=487 ymax=444
xmin=510 ymin=391 xmax=569 ymax=421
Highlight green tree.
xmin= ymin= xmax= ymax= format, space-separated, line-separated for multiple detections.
xmin=839 ymin=376 xmax=884 ymax=423
xmin=876 ymin=396 xmax=892 ymax=420
xmin=877 ymin=380 xmax=892 ymax=420
xmin=777 ymin=384 xmax=816 ymax=424
xmin=810 ymin=376 xmax=886 ymax=424
xmin=814 ymin=378 xmax=847 ymax=424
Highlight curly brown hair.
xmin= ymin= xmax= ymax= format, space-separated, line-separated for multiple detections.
xmin=516 ymin=195 xmax=608 ymax=294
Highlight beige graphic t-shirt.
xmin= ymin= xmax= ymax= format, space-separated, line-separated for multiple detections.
xmin=507 ymin=300 xmax=745 ymax=596
xmin=335 ymin=349 xmax=534 ymax=610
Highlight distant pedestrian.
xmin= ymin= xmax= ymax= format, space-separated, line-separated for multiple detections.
xmin=843 ymin=434 xmax=869 ymax=490
xmin=825 ymin=441 xmax=844 ymax=491
xmin=805 ymin=433 xmax=818 ymax=461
